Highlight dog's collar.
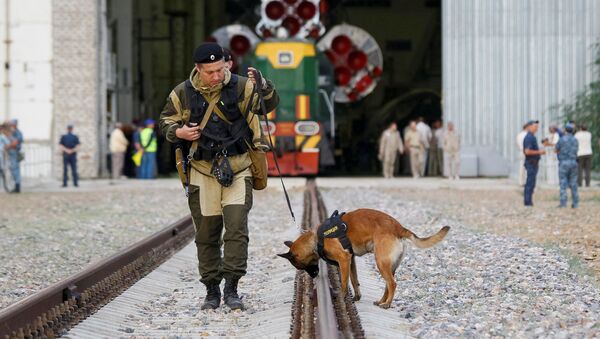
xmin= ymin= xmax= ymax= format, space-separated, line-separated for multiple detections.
xmin=316 ymin=210 xmax=354 ymax=266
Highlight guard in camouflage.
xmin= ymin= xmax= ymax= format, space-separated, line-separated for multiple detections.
xmin=159 ymin=43 xmax=279 ymax=311
xmin=555 ymin=123 xmax=579 ymax=208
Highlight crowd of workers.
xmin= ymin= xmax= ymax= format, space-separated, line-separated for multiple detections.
xmin=378 ymin=117 xmax=461 ymax=180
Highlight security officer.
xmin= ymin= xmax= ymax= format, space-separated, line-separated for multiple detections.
xmin=555 ymin=123 xmax=579 ymax=208
xmin=7 ymin=120 xmax=22 ymax=193
xmin=139 ymin=119 xmax=157 ymax=179
xmin=159 ymin=43 xmax=279 ymax=311
xmin=522 ymin=120 xmax=546 ymax=206
xmin=59 ymin=124 xmax=81 ymax=187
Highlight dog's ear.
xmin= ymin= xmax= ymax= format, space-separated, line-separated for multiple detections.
xmin=277 ymin=251 xmax=293 ymax=260
xmin=284 ymin=240 xmax=293 ymax=248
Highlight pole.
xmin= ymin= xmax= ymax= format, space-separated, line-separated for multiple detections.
xmin=3 ymin=0 xmax=11 ymax=121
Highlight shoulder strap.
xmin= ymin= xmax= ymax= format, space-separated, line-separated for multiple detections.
xmin=142 ymin=132 xmax=155 ymax=149
xmin=188 ymin=95 xmax=218 ymax=160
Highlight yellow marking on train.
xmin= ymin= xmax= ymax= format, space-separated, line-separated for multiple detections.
xmin=255 ymin=42 xmax=316 ymax=69
xmin=296 ymin=95 xmax=310 ymax=120
xmin=295 ymin=135 xmax=321 ymax=150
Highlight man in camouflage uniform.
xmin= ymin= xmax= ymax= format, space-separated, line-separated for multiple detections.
xmin=555 ymin=123 xmax=579 ymax=208
xmin=159 ymin=43 xmax=279 ymax=310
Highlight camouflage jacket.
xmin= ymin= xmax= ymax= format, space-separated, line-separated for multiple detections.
xmin=159 ymin=68 xmax=279 ymax=175
xmin=555 ymin=134 xmax=578 ymax=163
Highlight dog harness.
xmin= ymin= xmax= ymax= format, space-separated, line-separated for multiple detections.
xmin=316 ymin=210 xmax=354 ymax=266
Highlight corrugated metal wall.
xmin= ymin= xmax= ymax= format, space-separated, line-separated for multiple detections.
xmin=443 ymin=0 xmax=600 ymax=180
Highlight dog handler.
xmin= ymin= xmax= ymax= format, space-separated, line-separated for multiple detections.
xmin=159 ymin=43 xmax=279 ymax=310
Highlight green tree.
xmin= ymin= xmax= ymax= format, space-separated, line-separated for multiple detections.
xmin=558 ymin=43 xmax=600 ymax=169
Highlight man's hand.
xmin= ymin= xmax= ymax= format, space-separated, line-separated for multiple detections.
xmin=247 ymin=67 xmax=266 ymax=89
xmin=176 ymin=124 xmax=202 ymax=141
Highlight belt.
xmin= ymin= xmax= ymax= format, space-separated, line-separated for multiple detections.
xmin=193 ymin=144 xmax=244 ymax=161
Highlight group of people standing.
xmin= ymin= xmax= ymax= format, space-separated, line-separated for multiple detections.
xmin=518 ymin=120 xmax=595 ymax=208
xmin=378 ymin=118 xmax=461 ymax=179
xmin=109 ymin=119 xmax=158 ymax=181
xmin=0 ymin=120 xmax=23 ymax=193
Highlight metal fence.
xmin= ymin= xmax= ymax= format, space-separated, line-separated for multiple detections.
xmin=20 ymin=142 xmax=53 ymax=179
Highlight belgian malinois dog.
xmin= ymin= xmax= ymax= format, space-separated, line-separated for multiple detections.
xmin=278 ymin=208 xmax=450 ymax=309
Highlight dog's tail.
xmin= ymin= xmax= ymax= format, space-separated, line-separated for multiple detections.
xmin=409 ymin=226 xmax=450 ymax=249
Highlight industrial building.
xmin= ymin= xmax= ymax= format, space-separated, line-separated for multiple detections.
xmin=0 ymin=0 xmax=598 ymax=180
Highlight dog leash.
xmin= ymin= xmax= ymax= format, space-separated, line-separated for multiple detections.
xmin=252 ymin=70 xmax=296 ymax=224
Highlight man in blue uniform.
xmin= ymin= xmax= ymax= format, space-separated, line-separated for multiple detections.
xmin=7 ymin=120 xmax=22 ymax=193
xmin=522 ymin=120 xmax=546 ymax=206
xmin=59 ymin=124 xmax=81 ymax=187
xmin=555 ymin=123 xmax=579 ymax=208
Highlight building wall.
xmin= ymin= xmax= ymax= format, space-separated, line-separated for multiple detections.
xmin=443 ymin=0 xmax=600 ymax=180
xmin=52 ymin=0 xmax=104 ymax=179
xmin=0 ymin=0 xmax=54 ymax=178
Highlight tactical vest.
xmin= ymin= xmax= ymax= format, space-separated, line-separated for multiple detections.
xmin=184 ymin=74 xmax=253 ymax=161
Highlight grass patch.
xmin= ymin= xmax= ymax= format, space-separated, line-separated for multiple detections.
xmin=541 ymin=242 xmax=598 ymax=285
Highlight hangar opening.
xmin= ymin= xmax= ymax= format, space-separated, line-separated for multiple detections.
xmin=105 ymin=0 xmax=441 ymax=177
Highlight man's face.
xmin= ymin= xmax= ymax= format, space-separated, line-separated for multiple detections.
xmin=410 ymin=122 xmax=417 ymax=130
xmin=196 ymin=60 xmax=226 ymax=87
xmin=448 ymin=123 xmax=454 ymax=131
xmin=390 ymin=123 xmax=397 ymax=131
xmin=529 ymin=123 xmax=539 ymax=134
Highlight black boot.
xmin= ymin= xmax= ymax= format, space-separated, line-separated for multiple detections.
xmin=223 ymin=278 xmax=244 ymax=310
xmin=201 ymin=281 xmax=221 ymax=310
xmin=11 ymin=184 xmax=20 ymax=193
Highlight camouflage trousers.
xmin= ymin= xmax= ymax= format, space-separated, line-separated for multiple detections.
xmin=188 ymin=167 xmax=253 ymax=284
xmin=559 ymin=161 xmax=579 ymax=208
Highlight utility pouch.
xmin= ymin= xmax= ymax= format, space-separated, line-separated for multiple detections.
xmin=211 ymin=153 xmax=234 ymax=187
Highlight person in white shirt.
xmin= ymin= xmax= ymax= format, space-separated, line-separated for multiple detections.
xmin=109 ymin=122 xmax=129 ymax=180
xmin=378 ymin=122 xmax=404 ymax=178
xmin=416 ymin=117 xmax=432 ymax=176
xmin=574 ymin=125 xmax=593 ymax=187
xmin=443 ymin=122 xmax=461 ymax=180
xmin=516 ymin=124 xmax=528 ymax=186
xmin=428 ymin=120 xmax=444 ymax=176
xmin=543 ymin=125 xmax=560 ymax=185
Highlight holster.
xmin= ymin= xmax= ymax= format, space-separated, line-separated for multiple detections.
xmin=175 ymin=147 xmax=189 ymax=195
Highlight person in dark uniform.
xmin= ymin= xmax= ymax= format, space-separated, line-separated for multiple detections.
xmin=556 ymin=123 xmax=579 ymax=208
xmin=59 ymin=124 xmax=81 ymax=187
xmin=159 ymin=43 xmax=279 ymax=311
xmin=522 ymin=120 xmax=546 ymax=206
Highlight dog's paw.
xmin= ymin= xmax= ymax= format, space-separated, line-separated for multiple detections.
xmin=378 ymin=303 xmax=391 ymax=309
xmin=372 ymin=300 xmax=380 ymax=306
xmin=353 ymin=294 xmax=361 ymax=302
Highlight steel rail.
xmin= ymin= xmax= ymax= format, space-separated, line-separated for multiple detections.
xmin=308 ymin=179 xmax=340 ymax=339
xmin=0 ymin=216 xmax=194 ymax=338
xmin=290 ymin=179 xmax=364 ymax=339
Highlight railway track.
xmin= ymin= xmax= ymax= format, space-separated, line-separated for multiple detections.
xmin=1 ymin=179 xmax=364 ymax=338
xmin=291 ymin=179 xmax=364 ymax=339
xmin=0 ymin=217 xmax=195 ymax=338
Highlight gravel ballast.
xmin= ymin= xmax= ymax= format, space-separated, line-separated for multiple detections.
xmin=320 ymin=184 xmax=600 ymax=337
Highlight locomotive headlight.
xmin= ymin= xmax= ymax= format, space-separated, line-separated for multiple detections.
xmin=295 ymin=121 xmax=320 ymax=136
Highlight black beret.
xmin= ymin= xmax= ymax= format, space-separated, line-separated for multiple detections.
xmin=193 ymin=42 xmax=224 ymax=64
